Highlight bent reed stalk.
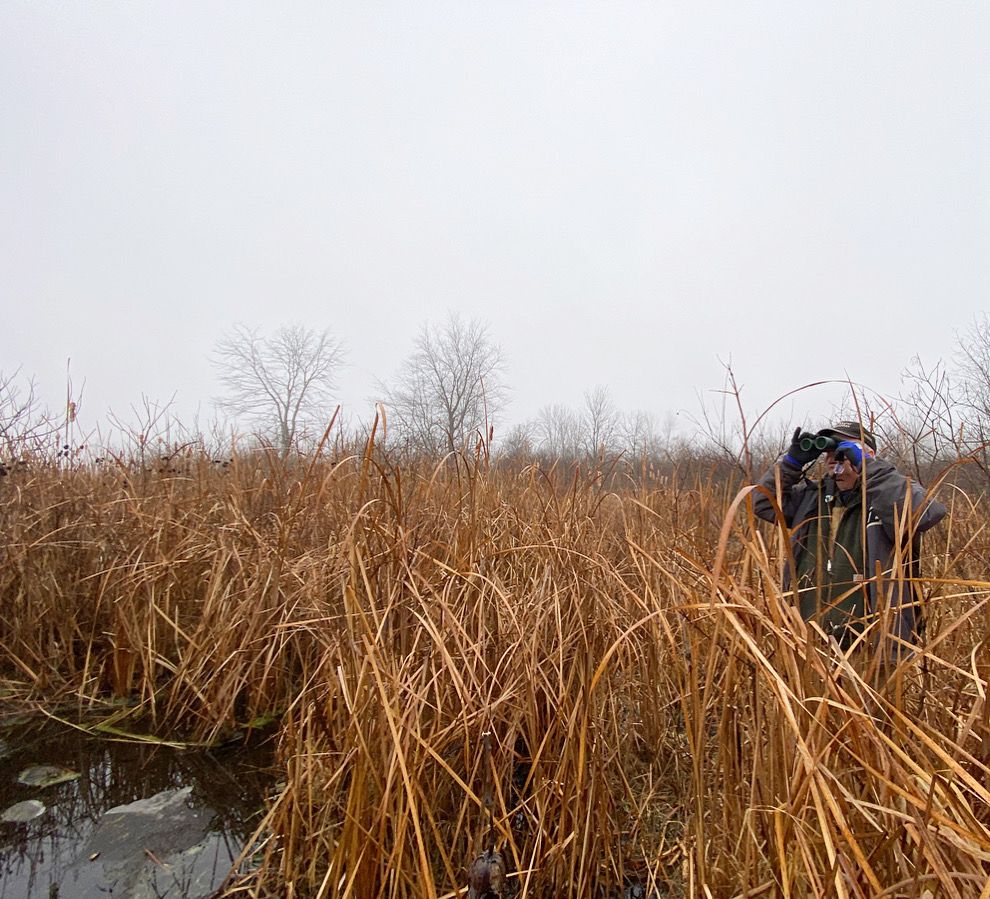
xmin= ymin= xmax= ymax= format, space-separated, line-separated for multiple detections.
xmin=0 ymin=445 xmax=987 ymax=897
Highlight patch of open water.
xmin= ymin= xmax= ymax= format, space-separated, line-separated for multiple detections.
xmin=0 ymin=714 xmax=276 ymax=898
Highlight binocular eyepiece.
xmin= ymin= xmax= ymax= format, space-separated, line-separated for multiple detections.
xmin=799 ymin=435 xmax=838 ymax=453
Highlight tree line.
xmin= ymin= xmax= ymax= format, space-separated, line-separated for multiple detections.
xmin=4 ymin=313 xmax=990 ymax=487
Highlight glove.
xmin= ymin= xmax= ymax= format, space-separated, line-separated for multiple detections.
xmin=783 ymin=427 xmax=821 ymax=468
xmin=834 ymin=440 xmax=865 ymax=469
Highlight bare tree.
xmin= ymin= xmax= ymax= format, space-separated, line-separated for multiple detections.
xmin=885 ymin=318 xmax=990 ymax=484
xmin=499 ymin=421 xmax=537 ymax=464
xmin=534 ymin=403 xmax=581 ymax=460
xmin=622 ymin=408 xmax=679 ymax=460
xmin=953 ymin=314 xmax=990 ymax=476
xmin=580 ymin=386 xmax=620 ymax=460
xmin=213 ymin=324 xmax=345 ymax=457
xmin=689 ymin=362 xmax=751 ymax=476
xmin=889 ymin=356 xmax=960 ymax=479
xmin=381 ymin=313 xmax=506 ymax=456
xmin=0 ymin=369 xmax=59 ymax=459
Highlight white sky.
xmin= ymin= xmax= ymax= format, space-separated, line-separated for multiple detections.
xmin=2 ymin=2 xmax=988 ymax=442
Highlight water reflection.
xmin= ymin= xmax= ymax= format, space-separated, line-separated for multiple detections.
xmin=0 ymin=716 xmax=276 ymax=898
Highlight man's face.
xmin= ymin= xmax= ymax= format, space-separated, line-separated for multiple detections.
xmin=825 ymin=447 xmax=861 ymax=491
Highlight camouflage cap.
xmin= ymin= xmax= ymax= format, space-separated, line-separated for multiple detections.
xmin=819 ymin=420 xmax=877 ymax=452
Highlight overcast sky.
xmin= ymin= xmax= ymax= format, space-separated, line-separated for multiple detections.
xmin=2 ymin=2 xmax=988 ymax=443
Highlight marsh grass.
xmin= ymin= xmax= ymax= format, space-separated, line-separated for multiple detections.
xmin=1 ymin=443 xmax=987 ymax=897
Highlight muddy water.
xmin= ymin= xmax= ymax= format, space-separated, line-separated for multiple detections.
xmin=0 ymin=715 xmax=277 ymax=898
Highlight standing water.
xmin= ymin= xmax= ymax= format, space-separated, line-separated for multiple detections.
xmin=0 ymin=714 xmax=277 ymax=898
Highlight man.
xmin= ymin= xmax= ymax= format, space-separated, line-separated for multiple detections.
xmin=752 ymin=420 xmax=947 ymax=657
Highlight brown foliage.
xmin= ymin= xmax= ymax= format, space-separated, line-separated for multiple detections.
xmin=0 ymin=446 xmax=987 ymax=898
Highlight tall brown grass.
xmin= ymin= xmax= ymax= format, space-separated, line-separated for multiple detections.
xmin=0 ymin=443 xmax=987 ymax=897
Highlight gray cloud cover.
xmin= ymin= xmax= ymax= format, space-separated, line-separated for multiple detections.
xmin=2 ymin=2 xmax=987 ymax=438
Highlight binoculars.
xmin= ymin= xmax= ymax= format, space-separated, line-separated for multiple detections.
xmin=799 ymin=434 xmax=838 ymax=453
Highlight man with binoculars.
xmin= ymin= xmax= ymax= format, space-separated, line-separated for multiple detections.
xmin=752 ymin=419 xmax=946 ymax=660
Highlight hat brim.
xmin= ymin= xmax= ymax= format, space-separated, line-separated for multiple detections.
xmin=820 ymin=428 xmax=876 ymax=451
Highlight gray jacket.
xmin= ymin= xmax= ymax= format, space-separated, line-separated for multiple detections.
xmin=752 ymin=456 xmax=947 ymax=650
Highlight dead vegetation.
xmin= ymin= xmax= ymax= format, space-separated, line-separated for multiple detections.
xmin=0 ymin=435 xmax=987 ymax=898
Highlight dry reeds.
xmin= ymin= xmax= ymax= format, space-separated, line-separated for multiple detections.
xmin=0 ymin=445 xmax=987 ymax=897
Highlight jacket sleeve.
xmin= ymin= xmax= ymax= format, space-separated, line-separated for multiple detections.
xmin=866 ymin=459 xmax=948 ymax=539
xmin=908 ymin=480 xmax=948 ymax=534
xmin=751 ymin=457 xmax=807 ymax=526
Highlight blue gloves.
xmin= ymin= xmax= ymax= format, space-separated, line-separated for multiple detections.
xmin=835 ymin=440 xmax=865 ymax=469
